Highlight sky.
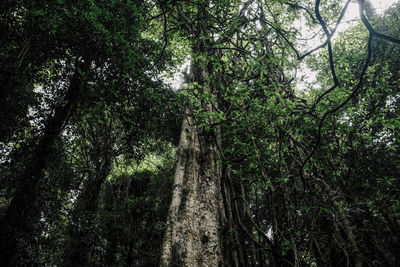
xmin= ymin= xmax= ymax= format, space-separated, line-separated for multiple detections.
xmin=341 ymin=0 xmax=400 ymax=29
xmin=166 ymin=0 xmax=400 ymax=91
xmin=297 ymin=0 xmax=400 ymax=91
xmin=370 ymin=0 xmax=399 ymax=13
xmin=294 ymin=0 xmax=400 ymax=44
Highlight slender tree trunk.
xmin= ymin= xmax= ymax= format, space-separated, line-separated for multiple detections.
xmin=61 ymin=120 xmax=114 ymax=266
xmin=160 ymin=108 xmax=225 ymax=266
xmin=221 ymin=170 xmax=242 ymax=267
xmin=317 ymin=180 xmax=363 ymax=267
xmin=0 ymin=58 xmax=90 ymax=266
xmin=61 ymin=159 xmax=113 ymax=266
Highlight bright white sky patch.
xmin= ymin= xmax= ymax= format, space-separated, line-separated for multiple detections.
xmin=296 ymin=0 xmax=400 ymax=91
xmin=375 ymin=0 xmax=400 ymax=13
xmin=339 ymin=0 xmax=400 ymax=30
xmin=165 ymin=59 xmax=190 ymax=91
xmin=164 ymin=1 xmax=400 ymax=91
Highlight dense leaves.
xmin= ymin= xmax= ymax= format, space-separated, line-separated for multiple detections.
xmin=1 ymin=0 xmax=399 ymax=266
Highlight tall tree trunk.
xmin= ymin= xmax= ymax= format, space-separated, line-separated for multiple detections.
xmin=160 ymin=1 xmax=226 ymax=265
xmin=160 ymin=108 xmax=225 ymax=266
xmin=0 ymin=58 xmax=90 ymax=266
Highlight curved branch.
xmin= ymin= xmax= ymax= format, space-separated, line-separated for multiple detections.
xmin=286 ymin=2 xmax=317 ymax=24
xmin=269 ymin=0 xmax=350 ymax=61
xmin=308 ymin=0 xmax=344 ymax=113
xmin=300 ymin=33 xmax=374 ymax=176
xmin=359 ymin=0 xmax=400 ymax=44
xmin=300 ymin=0 xmax=400 ymax=173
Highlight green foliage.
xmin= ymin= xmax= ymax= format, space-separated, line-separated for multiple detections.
xmin=1 ymin=0 xmax=400 ymax=266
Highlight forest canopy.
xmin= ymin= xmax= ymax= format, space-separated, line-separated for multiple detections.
xmin=1 ymin=0 xmax=400 ymax=266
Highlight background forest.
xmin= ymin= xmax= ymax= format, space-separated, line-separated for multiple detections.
xmin=1 ymin=0 xmax=400 ymax=266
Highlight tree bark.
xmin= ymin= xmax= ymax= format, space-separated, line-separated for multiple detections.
xmin=160 ymin=1 xmax=227 ymax=264
xmin=160 ymin=108 xmax=225 ymax=266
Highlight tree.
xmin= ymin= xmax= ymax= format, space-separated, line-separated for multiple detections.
xmin=0 ymin=0 xmax=172 ymax=264
xmin=160 ymin=1 xmax=227 ymax=265
xmin=1 ymin=0 xmax=400 ymax=266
